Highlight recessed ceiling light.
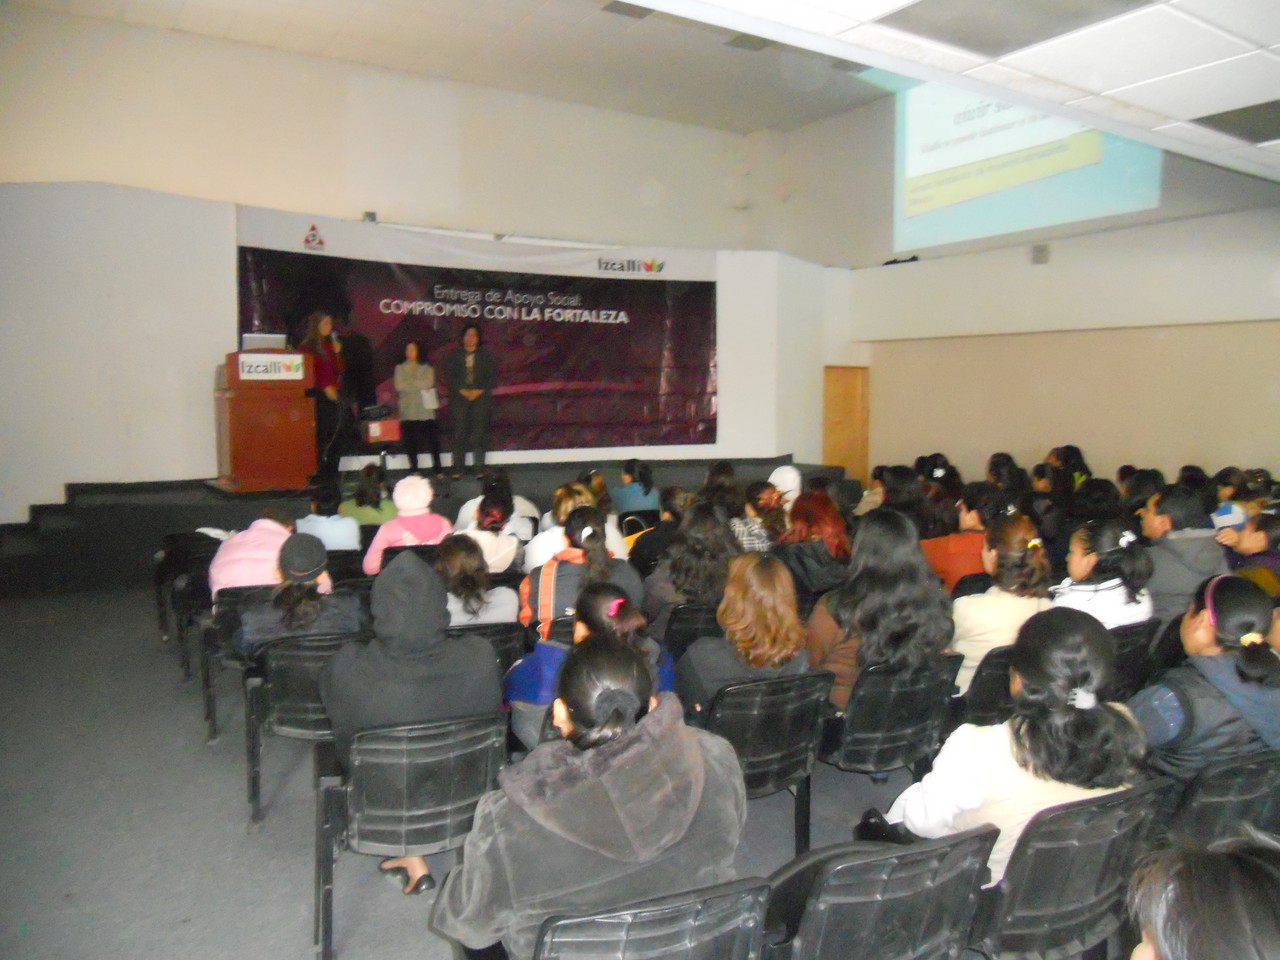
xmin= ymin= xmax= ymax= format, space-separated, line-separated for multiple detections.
xmin=601 ymin=1 xmax=652 ymax=18
xmin=725 ymin=33 xmax=774 ymax=51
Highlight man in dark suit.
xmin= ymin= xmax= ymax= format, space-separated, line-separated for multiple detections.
xmin=444 ymin=323 xmax=498 ymax=478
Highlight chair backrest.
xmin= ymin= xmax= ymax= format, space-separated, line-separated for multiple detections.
xmin=823 ymin=654 xmax=962 ymax=773
xmin=261 ymin=633 xmax=358 ymax=738
xmin=324 ymin=548 xmax=365 ymax=583
xmin=382 ymin=543 xmax=439 ymax=567
xmin=1169 ymin=749 xmax=1280 ymax=841
xmin=665 ymin=603 xmax=722 ymax=663
xmin=489 ymin=568 xmax=526 ymax=591
xmin=618 ymin=510 xmax=660 ymax=536
xmin=962 ymin=645 xmax=1014 ymax=727
xmin=211 ymin=583 xmax=279 ymax=645
xmin=706 ymin=672 xmax=835 ymax=799
xmin=1148 ymin=615 xmax=1187 ymax=676
xmin=448 ymin=621 xmax=531 ymax=676
xmin=533 ymin=877 xmax=769 ymax=960
xmin=777 ymin=826 xmax=1000 ymax=960
xmin=345 ymin=714 xmax=507 ymax=856
xmin=1106 ymin=618 xmax=1161 ymax=702
xmin=971 ymin=777 xmax=1168 ymax=959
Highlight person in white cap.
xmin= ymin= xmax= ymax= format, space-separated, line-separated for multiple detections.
xmin=362 ymin=474 xmax=453 ymax=574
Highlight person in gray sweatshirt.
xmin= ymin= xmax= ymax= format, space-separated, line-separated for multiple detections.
xmin=1139 ymin=484 xmax=1228 ymax=633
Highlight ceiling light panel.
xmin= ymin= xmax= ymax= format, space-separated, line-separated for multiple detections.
xmin=1001 ymin=5 xmax=1255 ymax=93
xmin=1105 ymin=50 xmax=1280 ymax=119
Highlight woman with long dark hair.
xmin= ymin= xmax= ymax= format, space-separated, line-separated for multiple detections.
xmin=887 ymin=607 xmax=1145 ymax=885
xmin=610 ymin=458 xmax=659 ymax=514
xmin=432 ymin=635 xmax=746 ymax=960
xmin=298 ymin=310 xmax=346 ymax=480
xmin=808 ymin=507 xmax=953 ymax=710
xmin=643 ymin=500 xmax=740 ymax=640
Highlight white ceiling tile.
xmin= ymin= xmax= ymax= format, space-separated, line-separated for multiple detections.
xmin=174 ymin=3 xmax=238 ymax=37
xmin=1066 ymin=95 xmax=1172 ymax=129
xmin=992 ymin=70 xmax=1093 ymax=105
xmin=1173 ymin=0 xmax=1280 ymax=46
xmin=809 ymin=0 xmax=917 ymax=20
xmin=1154 ymin=119 xmax=1250 ymax=149
xmin=963 ymin=62 xmax=1030 ymax=85
xmin=1107 ymin=51 xmax=1280 ymax=119
xmin=696 ymin=0 xmax=858 ymax=35
xmin=836 ymin=22 xmax=985 ymax=71
xmin=1002 ymin=5 xmax=1255 ymax=94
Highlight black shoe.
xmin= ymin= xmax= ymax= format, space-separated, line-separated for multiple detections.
xmin=379 ymin=859 xmax=435 ymax=894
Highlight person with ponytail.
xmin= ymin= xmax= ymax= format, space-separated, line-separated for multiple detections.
xmin=951 ymin=512 xmax=1053 ymax=694
xmin=1051 ymin=518 xmax=1154 ymax=628
xmin=887 ymin=607 xmax=1144 ymax=885
xmin=518 ymin=506 xmax=643 ymax=642
xmin=610 ymin=457 xmax=660 ymax=515
xmin=433 ymin=636 xmax=746 ymax=960
xmin=434 ymin=534 xmax=518 ymax=627
xmin=1127 ymin=575 xmax=1280 ymax=782
xmin=459 ymin=491 xmax=521 ymax=574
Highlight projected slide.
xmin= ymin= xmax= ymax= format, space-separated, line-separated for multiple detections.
xmin=893 ymin=82 xmax=1162 ymax=251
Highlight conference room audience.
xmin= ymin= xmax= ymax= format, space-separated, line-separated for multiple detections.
xmin=950 ymin=512 xmax=1053 ymax=694
xmin=526 ymin=481 xmax=628 ymax=571
xmin=362 ymin=474 xmax=453 ymax=575
xmin=208 ymin=510 xmax=332 ymax=597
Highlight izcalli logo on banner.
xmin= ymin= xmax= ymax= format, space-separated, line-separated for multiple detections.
xmin=597 ymin=257 xmax=665 ymax=274
xmin=303 ymin=224 xmax=325 ymax=250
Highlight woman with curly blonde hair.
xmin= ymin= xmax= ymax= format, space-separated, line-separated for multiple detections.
xmin=674 ymin=553 xmax=809 ymax=722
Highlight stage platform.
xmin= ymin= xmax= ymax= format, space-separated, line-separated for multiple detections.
xmin=0 ymin=456 xmax=859 ymax=595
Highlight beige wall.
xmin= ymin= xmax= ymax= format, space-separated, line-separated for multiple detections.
xmin=868 ymin=319 xmax=1280 ymax=482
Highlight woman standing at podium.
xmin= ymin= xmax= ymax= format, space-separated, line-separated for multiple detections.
xmin=300 ymin=311 xmax=345 ymax=481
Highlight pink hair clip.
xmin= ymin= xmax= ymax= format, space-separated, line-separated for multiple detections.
xmin=1204 ymin=575 xmax=1225 ymax=628
xmin=608 ymin=598 xmax=625 ymax=618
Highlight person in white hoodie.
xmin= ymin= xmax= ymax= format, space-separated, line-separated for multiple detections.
xmin=1051 ymin=518 xmax=1154 ymax=629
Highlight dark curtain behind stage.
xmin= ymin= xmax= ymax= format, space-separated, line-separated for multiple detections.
xmin=239 ymin=247 xmax=717 ymax=450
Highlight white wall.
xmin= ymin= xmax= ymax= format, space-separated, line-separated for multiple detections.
xmin=0 ymin=183 xmax=236 ymax=522
xmin=0 ymin=5 xmax=751 ymax=252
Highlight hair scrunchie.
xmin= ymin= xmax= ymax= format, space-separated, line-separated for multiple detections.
xmin=607 ymin=597 xmax=625 ymax=618
xmin=1068 ymin=687 xmax=1098 ymax=710
xmin=593 ymin=687 xmax=640 ymax=722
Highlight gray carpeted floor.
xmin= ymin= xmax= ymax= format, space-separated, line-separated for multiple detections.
xmin=0 ymin=587 xmax=910 ymax=960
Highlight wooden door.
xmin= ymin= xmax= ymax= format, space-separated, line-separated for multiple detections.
xmin=823 ymin=366 xmax=869 ymax=485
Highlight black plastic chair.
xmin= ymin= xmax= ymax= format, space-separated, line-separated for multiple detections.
xmin=448 ymin=621 xmax=531 ymax=676
xmin=951 ymin=573 xmax=993 ymax=600
xmin=664 ymin=603 xmax=722 ymax=663
xmin=764 ymin=825 xmax=1000 ymax=960
xmin=244 ymin=632 xmax=360 ymax=823
xmin=1167 ymin=749 xmax=1280 ymax=842
xmin=381 ymin=543 xmax=439 ymax=567
xmin=959 ymin=646 xmax=1014 ymax=727
xmin=820 ymin=654 xmax=963 ymax=779
xmin=154 ymin=531 xmax=220 ymax=680
xmin=324 ymin=549 xmax=365 ymax=583
xmin=200 ymin=583 xmax=278 ymax=741
xmin=618 ymin=509 xmax=660 ymax=537
xmin=314 ymin=715 xmax=507 ymax=960
xmin=358 ymin=524 xmax=380 ymax=552
xmin=967 ymin=777 xmax=1168 ymax=960
xmin=1106 ymin=618 xmax=1160 ymax=702
xmin=532 ymin=877 xmax=770 ymax=960
xmin=705 ymin=672 xmax=836 ymax=857
xmin=1147 ymin=615 xmax=1187 ymax=677
xmin=489 ymin=568 xmax=526 ymax=591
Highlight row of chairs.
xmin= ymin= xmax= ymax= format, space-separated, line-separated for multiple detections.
xmin=315 ymin=704 xmax=1280 ymax=960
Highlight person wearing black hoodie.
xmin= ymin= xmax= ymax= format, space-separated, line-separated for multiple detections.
xmin=320 ymin=550 xmax=502 ymax=893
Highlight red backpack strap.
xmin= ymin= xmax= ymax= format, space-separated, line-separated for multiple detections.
xmin=537 ymin=558 xmax=560 ymax=629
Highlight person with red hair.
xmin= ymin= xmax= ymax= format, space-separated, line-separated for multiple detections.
xmin=771 ymin=491 xmax=850 ymax=618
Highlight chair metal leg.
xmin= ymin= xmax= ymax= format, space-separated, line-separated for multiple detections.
xmin=245 ymin=676 xmax=264 ymax=823
xmin=794 ymin=775 xmax=812 ymax=857
xmin=200 ymin=626 xmax=220 ymax=742
xmin=174 ymin=606 xmax=192 ymax=682
xmin=315 ymin=781 xmax=342 ymax=960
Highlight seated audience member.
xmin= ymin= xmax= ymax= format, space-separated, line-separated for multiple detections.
xmin=460 ymin=493 xmax=520 ymax=574
xmin=920 ymin=481 xmax=999 ymax=593
xmin=730 ymin=481 xmax=781 ymax=553
xmin=987 ymin=451 xmax=1031 ymax=509
xmin=454 ymin=471 xmax=539 ymax=542
xmin=1120 ymin=468 xmax=1166 ymax=535
xmin=644 ymin=501 xmax=740 ymax=640
xmin=809 ymin=507 xmax=953 ymax=711
xmin=698 ymin=460 xmax=744 ymax=522
xmin=578 ymin=468 xmax=630 ymax=561
xmin=1176 ymin=464 xmax=1217 ymax=515
xmin=362 ymin=475 xmax=453 ymax=575
xmin=432 ymin=636 xmax=746 ymax=960
xmin=434 ymin=534 xmax=518 ymax=627
xmin=1050 ymin=518 xmax=1154 ymax=629
xmin=879 ymin=464 xmax=926 ymax=531
xmin=1139 ymin=484 xmax=1228 ymax=632
xmin=234 ymin=533 xmax=367 ymax=655
xmin=1218 ymin=513 xmax=1280 ymax=582
xmin=505 ymin=582 xmax=675 ymax=749
xmin=296 ymin=483 xmax=361 ymax=551
xmin=1115 ymin=464 xmax=1137 ymax=495
xmin=627 ymin=486 xmax=691 ymax=579
xmin=1127 ymin=575 xmax=1280 ymax=782
xmin=1053 ymin=444 xmax=1093 ymax=490
xmin=525 ymin=482 xmax=628 ymax=572
xmin=320 ymin=551 xmax=502 ymax=893
xmin=675 ymin=553 xmax=809 ymax=722
xmin=1127 ymin=827 xmax=1280 ymax=960
xmin=888 ymin=607 xmax=1144 ymax=886
xmin=767 ymin=464 xmax=802 ymax=514
xmin=339 ymin=464 xmax=397 ymax=525
xmin=915 ymin=481 xmax=959 ymax=540
xmin=1067 ymin=478 xmax=1125 ymax=529
xmin=610 ymin=458 xmax=660 ymax=515
xmin=853 ymin=465 xmax=887 ymax=517
xmin=208 ymin=510 xmax=330 ymax=596
xmin=951 ymin=513 xmax=1053 ymax=694
xmin=772 ymin=490 xmax=851 ymax=617
xmin=519 ymin=506 xmax=644 ymax=641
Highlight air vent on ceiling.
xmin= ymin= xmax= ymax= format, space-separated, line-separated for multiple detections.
xmin=725 ymin=33 xmax=774 ymax=51
xmin=601 ymin=1 xmax=652 ymax=18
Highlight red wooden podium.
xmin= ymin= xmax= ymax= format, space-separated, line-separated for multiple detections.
xmin=213 ymin=351 xmax=315 ymax=492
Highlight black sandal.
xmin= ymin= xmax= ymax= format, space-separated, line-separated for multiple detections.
xmin=379 ymin=859 xmax=436 ymax=895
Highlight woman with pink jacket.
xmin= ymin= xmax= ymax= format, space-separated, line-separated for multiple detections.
xmin=362 ymin=475 xmax=453 ymax=574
